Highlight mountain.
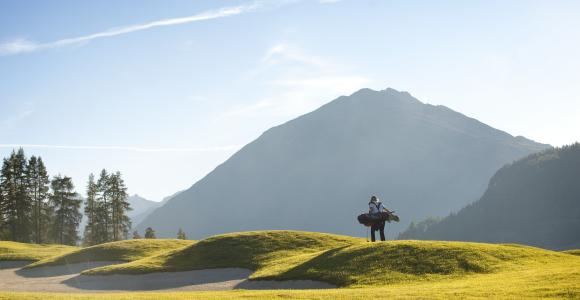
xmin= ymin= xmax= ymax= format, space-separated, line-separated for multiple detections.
xmin=137 ymin=87 xmax=550 ymax=239
xmin=127 ymin=195 xmax=161 ymax=226
xmin=131 ymin=191 xmax=182 ymax=228
xmin=79 ymin=194 xmax=164 ymax=235
xmin=398 ymin=143 xmax=580 ymax=250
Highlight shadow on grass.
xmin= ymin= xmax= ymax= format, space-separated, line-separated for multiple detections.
xmin=266 ymin=242 xmax=492 ymax=287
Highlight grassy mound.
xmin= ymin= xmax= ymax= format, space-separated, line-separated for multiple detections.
xmin=2 ymin=231 xmax=579 ymax=298
xmin=0 ymin=241 xmax=78 ymax=262
xmin=26 ymin=239 xmax=194 ymax=268
xmin=563 ymin=249 xmax=580 ymax=256
xmin=85 ymin=230 xmax=575 ymax=289
xmin=265 ymin=241 xmax=557 ymax=286
xmin=85 ymin=230 xmax=358 ymax=275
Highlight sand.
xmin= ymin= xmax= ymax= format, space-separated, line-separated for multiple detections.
xmin=0 ymin=261 xmax=335 ymax=292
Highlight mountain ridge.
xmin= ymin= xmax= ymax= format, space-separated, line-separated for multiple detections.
xmin=398 ymin=143 xmax=580 ymax=250
xmin=138 ymin=87 xmax=550 ymax=239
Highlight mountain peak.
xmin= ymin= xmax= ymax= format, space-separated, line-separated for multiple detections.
xmin=344 ymin=87 xmax=423 ymax=108
xmin=138 ymin=87 xmax=549 ymax=239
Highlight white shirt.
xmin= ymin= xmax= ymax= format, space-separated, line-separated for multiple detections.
xmin=369 ymin=201 xmax=386 ymax=214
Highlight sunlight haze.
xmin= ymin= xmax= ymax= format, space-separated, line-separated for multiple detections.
xmin=1 ymin=0 xmax=579 ymax=201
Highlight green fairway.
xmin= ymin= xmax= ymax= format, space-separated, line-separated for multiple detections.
xmin=25 ymin=239 xmax=194 ymax=268
xmin=1 ymin=231 xmax=579 ymax=299
xmin=0 ymin=241 xmax=78 ymax=262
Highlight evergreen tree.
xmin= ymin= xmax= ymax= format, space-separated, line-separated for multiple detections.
xmin=0 ymin=149 xmax=31 ymax=242
xmin=85 ymin=169 xmax=132 ymax=244
xmin=49 ymin=175 xmax=82 ymax=245
xmin=109 ymin=172 xmax=131 ymax=241
xmin=132 ymin=230 xmax=141 ymax=239
xmin=83 ymin=174 xmax=100 ymax=245
xmin=26 ymin=156 xmax=50 ymax=244
xmin=0 ymin=183 xmax=5 ymax=240
xmin=96 ymin=169 xmax=111 ymax=243
xmin=177 ymin=228 xmax=186 ymax=240
xmin=144 ymin=227 xmax=156 ymax=239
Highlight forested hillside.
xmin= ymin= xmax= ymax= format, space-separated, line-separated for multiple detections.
xmin=399 ymin=143 xmax=580 ymax=250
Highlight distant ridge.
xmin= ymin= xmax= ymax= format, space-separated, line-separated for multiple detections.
xmin=138 ymin=87 xmax=550 ymax=239
xmin=399 ymin=143 xmax=580 ymax=250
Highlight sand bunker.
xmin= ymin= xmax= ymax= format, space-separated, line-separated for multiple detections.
xmin=0 ymin=261 xmax=335 ymax=292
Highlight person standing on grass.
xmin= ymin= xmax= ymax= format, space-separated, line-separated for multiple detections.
xmin=368 ymin=195 xmax=392 ymax=242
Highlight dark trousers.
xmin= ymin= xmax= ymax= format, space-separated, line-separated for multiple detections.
xmin=371 ymin=221 xmax=386 ymax=242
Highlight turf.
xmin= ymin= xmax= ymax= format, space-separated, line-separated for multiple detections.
xmin=25 ymin=239 xmax=194 ymax=268
xmin=84 ymin=231 xmax=359 ymax=275
xmin=85 ymin=231 xmax=580 ymax=292
xmin=0 ymin=241 xmax=78 ymax=262
xmin=1 ymin=231 xmax=579 ymax=299
xmin=563 ymin=249 xmax=580 ymax=256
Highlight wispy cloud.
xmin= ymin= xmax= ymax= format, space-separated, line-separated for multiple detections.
xmin=0 ymin=144 xmax=242 ymax=153
xmin=261 ymin=43 xmax=327 ymax=67
xmin=1 ymin=102 xmax=34 ymax=129
xmin=268 ymin=76 xmax=370 ymax=91
xmin=223 ymin=42 xmax=371 ymax=120
xmin=0 ymin=3 xmax=260 ymax=56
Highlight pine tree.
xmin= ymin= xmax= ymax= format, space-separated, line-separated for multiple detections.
xmin=85 ymin=170 xmax=132 ymax=244
xmin=83 ymin=174 xmax=100 ymax=245
xmin=26 ymin=156 xmax=50 ymax=244
xmin=144 ymin=227 xmax=156 ymax=239
xmin=96 ymin=169 xmax=111 ymax=243
xmin=0 ymin=183 xmax=6 ymax=240
xmin=0 ymin=149 xmax=32 ymax=242
xmin=132 ymin=230 xmax=141 ymax=239
xmin=177 ymin=228 xmax=186 ymax=240
xmin=49 ymin=175 xmax=82 ymax=245
xmin=109 ymin=172 xmax=131 ymax=241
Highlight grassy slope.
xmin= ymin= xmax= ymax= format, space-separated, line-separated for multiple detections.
xmin=26 ymin=239 xmax=194 ymax=268
xmin=86 ymin=231 xmax=580 ymax=294
xmin=1 ymin=231 xmax=579 ymax=299
xmin=2 ymin=250 xmax=579 ymax=298
xmin=563 ymin=249 xmax=580 ymax=256
xmin=0 ymin=241 xmax=77 ymax=262
xmin=85 ymin=231 xmax=359 ymax=276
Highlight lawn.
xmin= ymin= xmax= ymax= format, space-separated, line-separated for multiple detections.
xmin=25 ymin=239 xmax=194 ymax=268
xmin=1 ymin=231 xmax=579 ymax=299
xmin=0 ymin=241 xmax=77 ymax=262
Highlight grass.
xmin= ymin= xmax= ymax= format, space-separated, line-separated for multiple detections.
xmin=85 ymin=231 xmax=580 ymax=288
xmin=563 ymin=249 xmax=580 ymax=256
xmin=1 ymin=231 xmax=579 ymax=299
xmin=84 ymin=230 xmax=358 ymax=276
xmin=0 ymin=241 xmax=77 ymax=262
xmin=25 ymin=239 xmax=194 ymax=268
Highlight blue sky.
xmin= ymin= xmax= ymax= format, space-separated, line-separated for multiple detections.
xmin=1 ymin=0 xmax=579 ymax=201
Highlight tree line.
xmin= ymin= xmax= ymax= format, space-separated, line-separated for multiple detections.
xmin=131 ymin=227 xmax=187 ymax=240
xmin=0 ymin=148 xmax=132 ymax=246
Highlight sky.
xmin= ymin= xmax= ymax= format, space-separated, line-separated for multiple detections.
xmin=1 ymin=0 xmax=579 ymax=201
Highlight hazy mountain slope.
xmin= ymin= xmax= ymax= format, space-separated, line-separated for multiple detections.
xmin=132 ymin=191 xmax=182 ymax=229
xmin=127 ymin=195 xmax=162 ymax=227
xmin=79 ymin=195 xmax=162 ymax=234
xmin=398 ymin=143 xmax=580 ymax=250
xmin=138 ymin=88 xmax=550 ymax=239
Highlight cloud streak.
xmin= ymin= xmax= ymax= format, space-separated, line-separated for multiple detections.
xmin=0 ymin=3 xmax=259 ymax=55
xmin=0 ymin=144 xmax=242 ymax=153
